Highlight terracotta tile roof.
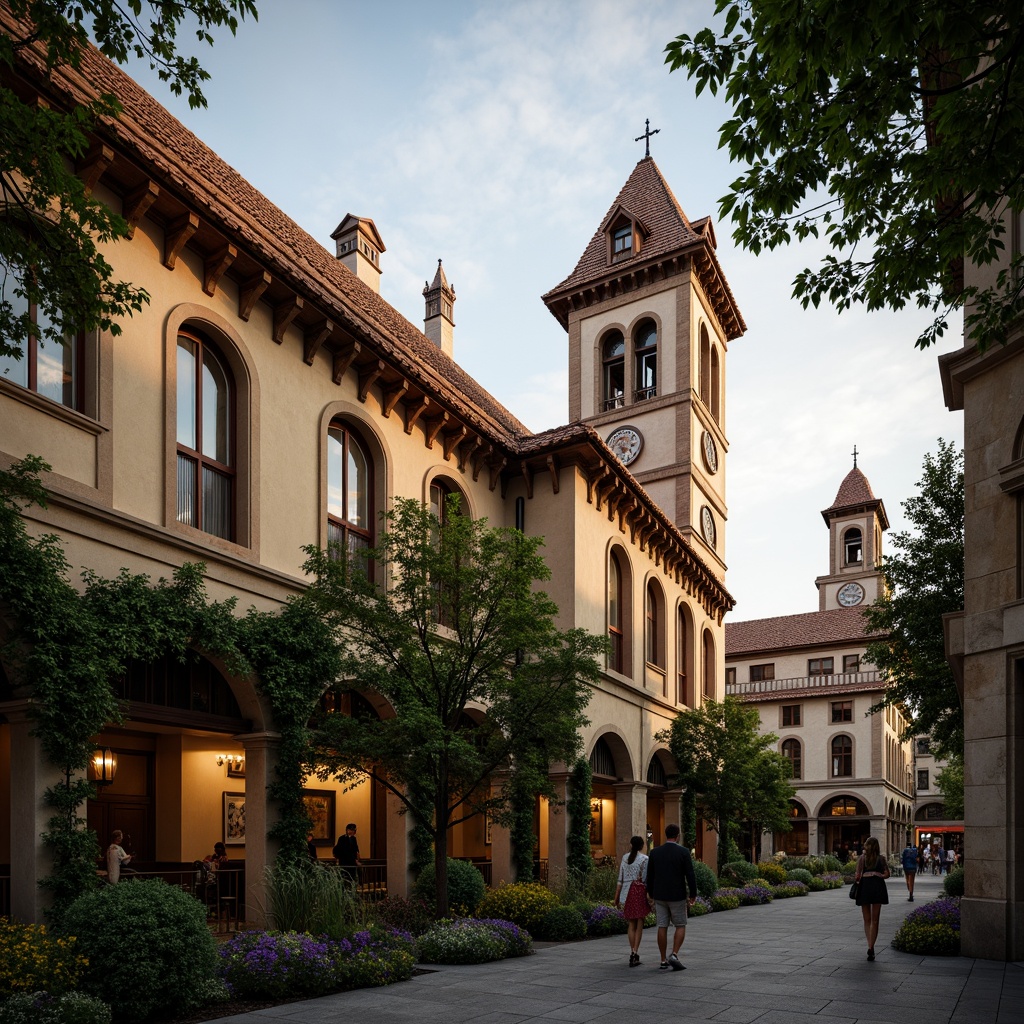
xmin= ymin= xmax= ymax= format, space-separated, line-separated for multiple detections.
xmin=11 ymin=17 xmax=529 ymax=440
xmin=545 ymin=158 xmax=703 ymax=295
xmin=825 ymin=468 xmax=876 ymax=512
xmin=726 ymin=606 xmax=881 ymax=657
xmin=733 ymin=679 xmax=886 ymax=703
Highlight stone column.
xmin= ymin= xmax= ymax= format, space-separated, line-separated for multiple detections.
xmin=385 ymin=788 xmax=415 ymax=899
xmin=5 ymin=701 xmax=53 ymax=924
xmin=662 ymin=788 xmax=685 ymax=839
xmin=613 ymin=781 xmax=650 ymax=859
xmin=546 ymin=773 xmax=570 ymax=889
xmin=236 ymin=731 xmax=281 ymax=928
xmin=488 ymin=776 xmax=513 ymax=887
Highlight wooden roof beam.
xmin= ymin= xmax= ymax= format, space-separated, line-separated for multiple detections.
xmin=163 ymin=212 xmax=199 ymax=270
xmin=405 ymin=395 xmax=430 ymax=434
xmin=424 ymin=412 xmax=449 ymax=449
xmin=272 ymin=294 xmax=303 ymax=344
xmin=79 ymin=143 xmax=114 ymax=197
xmin=489 ymin=456 xmax=507 ymax=492
xmin=520 ymin=461 xmax=533 ymax=499
xmin=239 ymin=271 xmax=270 ymax=322
xmin=358 ymin=360 xmax=384 ymax=402
xmin=122 ymin=180 xmax=159 ymax=238
xmin=459 ymin=435 xmax=482 ymax=472
xmin=585 ymin=460 xmax=609 ymax=504
xmin=303 ymin=319 xmax=333 ymax=366
xmin=442 ymin=424 xmax=468 ymax=461
xmin=203 ymin=244 xmax=237 ymax=297
xmin=333 ymin=340 xmax=361 ymax=385
xmin=473 ymin=444 xmax=494 ymax=482
xmin=381 ymin=378 xmax=408 ymax=419
xmin=546 ymin=454 xmax=560 ymax=494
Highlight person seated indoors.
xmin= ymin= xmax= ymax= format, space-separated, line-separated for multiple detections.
xmin=204 ymin=841 xmax=229 ymax=871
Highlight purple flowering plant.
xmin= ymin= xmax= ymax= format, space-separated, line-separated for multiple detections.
xmin=891 ymin=897 xmax=961 ymax=956
xmin=585 ymin=905 xmax=629 ymax=936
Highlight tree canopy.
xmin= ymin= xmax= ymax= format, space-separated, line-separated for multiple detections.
xmin=1 ymin=0 xmax=257 ymax=358
xmin=660 ymin=696 xmax=794 ymax=870
xmin=303 ymin=496 xmax=602 ymax=916
xmin=666 ymin=1 xmax=1024 ymax=351
xmin=864 ymin=440 xmax=964 ymax=755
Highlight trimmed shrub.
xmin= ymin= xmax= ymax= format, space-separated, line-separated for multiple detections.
xmin=0 ymin=919 xmax=87 ymax=996
xmin=770 ymin=881 xmax=809 ymax=898
xmin=413 ymin=858 xmax=486 ymax=915
xmin=0 ymin=992 xmax=111 ymax=1024
xmin=720 ymin=860 xmax=759 ymax=885
xmin=688 ymin=896 xmax=712 ymax=916
xmin=60 ymin=879 xmax=216 ymax=1023
xmin=891 ymin=898 xmax=961 ymax=956
xmin=808 ymin=872 xmax=844 ymax=891
xmin=585 ymin=864 xmax=618 ymax=903
xmin=823 ymin=855 xmax=843 ymax=872
xmin=710 ymin=889 xmax=741 ymax=911
xmin=693 ymin=860 xmax=719 ymax=898
xmin=220 ymin=928 xmax=416 ymax=997
xmin=841 ymin=861 xmax=858 ymax=880
xmin=585 ymin=905 xmax=629 ymax=937
xmin=418 ymin=918 xmax=531 ymax=964
xmin=943 ymin=867 xmax=965 ymax=898
xmin=538 ymin=905 xmax=587 ymax=942
xmin=476 ymin=882 xmax=560 ymax=932
xmin=755 ymin=862 xmax=787 ymax=885
xmin=737 ymin=882 xmax=774 ymax=906
xmin=786 ymin=868 xmax=814 ymax=886
xmin=370 ymin=895 xmax=435 ymax=936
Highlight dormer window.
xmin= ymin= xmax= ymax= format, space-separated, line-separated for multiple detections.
xmin=613 ymin=224 xmax=632 ymax=255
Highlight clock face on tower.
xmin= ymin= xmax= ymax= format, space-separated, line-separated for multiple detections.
xmin=607 ymin=426 xmax=643 ymax=466
xmin=701 ymin=431 xmax=719 ymax=474
xmin=700 ymin=505 xmax=716 ymax=547
xmin=837 ymin=581 xmax=865 ymax=607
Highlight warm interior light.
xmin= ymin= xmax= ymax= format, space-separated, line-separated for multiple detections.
xmin=216 ymin=753 xmax=244 ymax=771
xmin=88 ymin=747 xmax=117 ymax=786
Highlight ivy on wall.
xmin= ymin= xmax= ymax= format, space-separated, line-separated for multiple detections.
xmin=565 ymin=757 xmax=593 ymax=889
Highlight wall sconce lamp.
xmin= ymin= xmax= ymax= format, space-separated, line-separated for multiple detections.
xmin=590 ymin=799 xmax=601 ymax=814
xmin=88 ymin=747 xmax=118 ymax=786
xmin=216 ymin=753 xmax=245 ymax=775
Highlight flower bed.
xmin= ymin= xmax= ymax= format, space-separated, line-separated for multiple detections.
xmin=808 ymin=872 xmax=844 ymax=891
xmin=0 ymin=919 xmax=86 ymax=997
xmin=688 ymin=896 xmax=713 ymax=917
xmin=418 ymin=918 xmax=532 ymax=964
xmin=710 ymin=889 xmax=741 ymax=911
xmin=735 ymin=882 xmax=774 ymax=906
xmin=585 ymin=904 xmax=629 ymax=936
xmin=770 ymin=881 xmax=809 ymax=898
xmin=891 ymin=897 xmax=961 ymax=956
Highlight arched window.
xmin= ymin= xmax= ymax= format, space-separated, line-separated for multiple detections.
xmin=429 ymin=478 xmax=464 ymax=625
xmin=782 ymin=738 xmax=802 ymax=779
xmin=844 ymin=527 xmax=863 ymax=564
xmin=677 ymin=605 xmax=693 ymax=706
xmin=646 ymin=580 xmax=664 ymax=668
xmin=589 ymin=736 xmax=616 ymax=778
xmin=699 ymin=324 xmax=711 ymax=407
xmin=710 ymin=344 xmax=721 ymax=422
xmin=608 ymin=551 xmax=624 ymax=673
xmin=176 ymin=331 xmax=233 ymax=539
xmin=327 ymin=421 xmax=372 ymax=565
xmin=0 ymin=256 xmax=82 ymax=410
xmin=831 ymin=735 xmax=853 ymax=777
xmin=602 ymin=330 xmax=625 ymax=410
xmin=634 ymin=321 xmax=657 ymax=402
xmin=702 ymin=629 xmax=715 ymax=699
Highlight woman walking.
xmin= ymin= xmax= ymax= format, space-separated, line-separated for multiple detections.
xmin=854 ymin=836 xmax=890 ymax=961
xmin=613 ymin=835 xmax=650 ymax=967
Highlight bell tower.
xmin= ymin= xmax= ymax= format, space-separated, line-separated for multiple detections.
xmin=542 ymin=147 xmax=745 ymax=579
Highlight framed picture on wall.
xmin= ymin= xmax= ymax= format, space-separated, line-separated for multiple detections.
xmin=223 ymin=792 xmax=246 ymax=846
xmin=484 ymin=812 xmax=492 ymax=846
xmin=302 ymin=789 xmax=336 ymax=846
xmin=589 ymin=800 xmax=602 ymax=845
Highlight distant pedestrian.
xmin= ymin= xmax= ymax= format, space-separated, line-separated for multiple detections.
xmin=644 ymin=823 xmax=698 ymax=972
xmin=106 ymin=829 xmax=132 ymax=883
xmin=900 ymin=841 xmax=919 ymax=901
xmin=854 ymin=837 xmax=890 ymax=961
xmin=332 ymin=823 xmax=361 ymax=884
xmin=946 ymin=847 xmax=956 ymax=873
xmin=613 ymin=835 xmax=650 ymax=967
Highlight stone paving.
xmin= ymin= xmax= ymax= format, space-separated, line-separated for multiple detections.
xmin=205 ymin=874 xmax=1024 ymax=1024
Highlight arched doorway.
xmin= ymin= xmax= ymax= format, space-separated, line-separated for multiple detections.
xmin=820 ymin=795 xmax=871 ymax=857
xmin=775 ymin=800 xmax=809 ymax=856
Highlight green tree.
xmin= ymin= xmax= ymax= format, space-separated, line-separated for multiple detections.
xmin=1 ymin=0 xmax=257 ymax=358
xmin=936 ymin=752 xmax=965 ymax=819
xmin=864 ymin=440 xmax=964 ymax=755
xmin=661 ymin=697 xmax=794 ymax=871
xmin=666 ymin=2 xmax=1023 ymax=351
xmin=304 ymin=496 xmax=602 ymax=917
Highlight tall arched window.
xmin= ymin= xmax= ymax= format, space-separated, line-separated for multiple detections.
xmin=608 ymin=552 xmax=624 ymax=673
xmin=176 ymin=331 xmax=233 ymax=539
xmin=327 ymin=420 xmax=372 ymax=564
xmin=677 ymin=606 xmax=693 ymax=706
xmin=844 ymin=528 xmax=863 ymax=564
xmin=710 ymin=344 xmax=721 ymax=422
xmin=634 ymin=321 xmax=657 ymax=402
xmin=602 ymin=330 xmax=625 ymax=410
xmin=782 ymin=738 xmax=802 ymax=779
xmin=646 ymin=580 xmax=664 ymax=667
xmin=831 ymin=735 xmax=853 ymax=777
xmin=699 ymin=324 xmax=711 ymax=407
xmin=702 ymin=629 xmax=715 ymax=699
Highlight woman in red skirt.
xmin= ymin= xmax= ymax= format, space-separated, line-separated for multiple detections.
xmin=614 ymin=835 xmax=650 ymax=966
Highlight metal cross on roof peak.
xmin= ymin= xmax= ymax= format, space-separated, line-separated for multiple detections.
xmin=635 ymin=118 xmax=660 ymax=158
xmin=852 ymin=444 xmax=859 ymax=469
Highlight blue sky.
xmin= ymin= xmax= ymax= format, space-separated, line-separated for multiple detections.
xmin=123 ymin=0 xmax=964 ymax=620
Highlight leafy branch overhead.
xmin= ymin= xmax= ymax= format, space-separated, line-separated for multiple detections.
xmin=666 ymin=1 xmax=1024 ymax=350
xmin=0 ymin=1 xmax=257 ymax=358
xmin=304 ymin=496 xmax=602 ymax=917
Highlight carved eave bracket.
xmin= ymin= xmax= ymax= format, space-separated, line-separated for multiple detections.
xmin=78 ymin=143 xmax=114 ymax=197
xmin=123 ymin=180 xmax=159 ymax=238
xmin=163 ymin=212 xmax=199 ymax=270
xmin=272 ymin=295 xmax=304 ymax=344
xmin=333 ymin=340 xmax=361 ymax=385
xmin=203 ymin=244 xmax=237 ymax=297
xmin=381 ymin=379 xmax=409 ymax=419
xmin=239 ymin=271 xmax=270 ymax=322
xmin=303 ymin=320 xmax=333 ymax=366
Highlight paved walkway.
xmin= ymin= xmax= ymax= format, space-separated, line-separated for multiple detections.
xmin=207 ymin=875 xmax=1023 ymax=1024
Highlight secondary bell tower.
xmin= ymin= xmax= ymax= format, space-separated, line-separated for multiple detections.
xmin=542 ymin=125 xmax=745 ymax=579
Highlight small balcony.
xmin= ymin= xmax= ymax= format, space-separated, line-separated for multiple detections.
xmin=726 ymin=670 xmax=881 ymax=697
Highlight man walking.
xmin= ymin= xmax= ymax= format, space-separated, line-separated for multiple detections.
xmin=332 ymin=822 xmax=361 ymax=884
xmin=901 ymin=839 xmax=919 ymax=901
xmin=644 ymin=823 xmax=698 ymax=971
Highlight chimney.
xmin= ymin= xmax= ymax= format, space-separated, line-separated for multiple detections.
xmin=331 ymin=214 xmax=385 ymax=294
xmin=422 ymin=259 xmax=455 ymax=358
